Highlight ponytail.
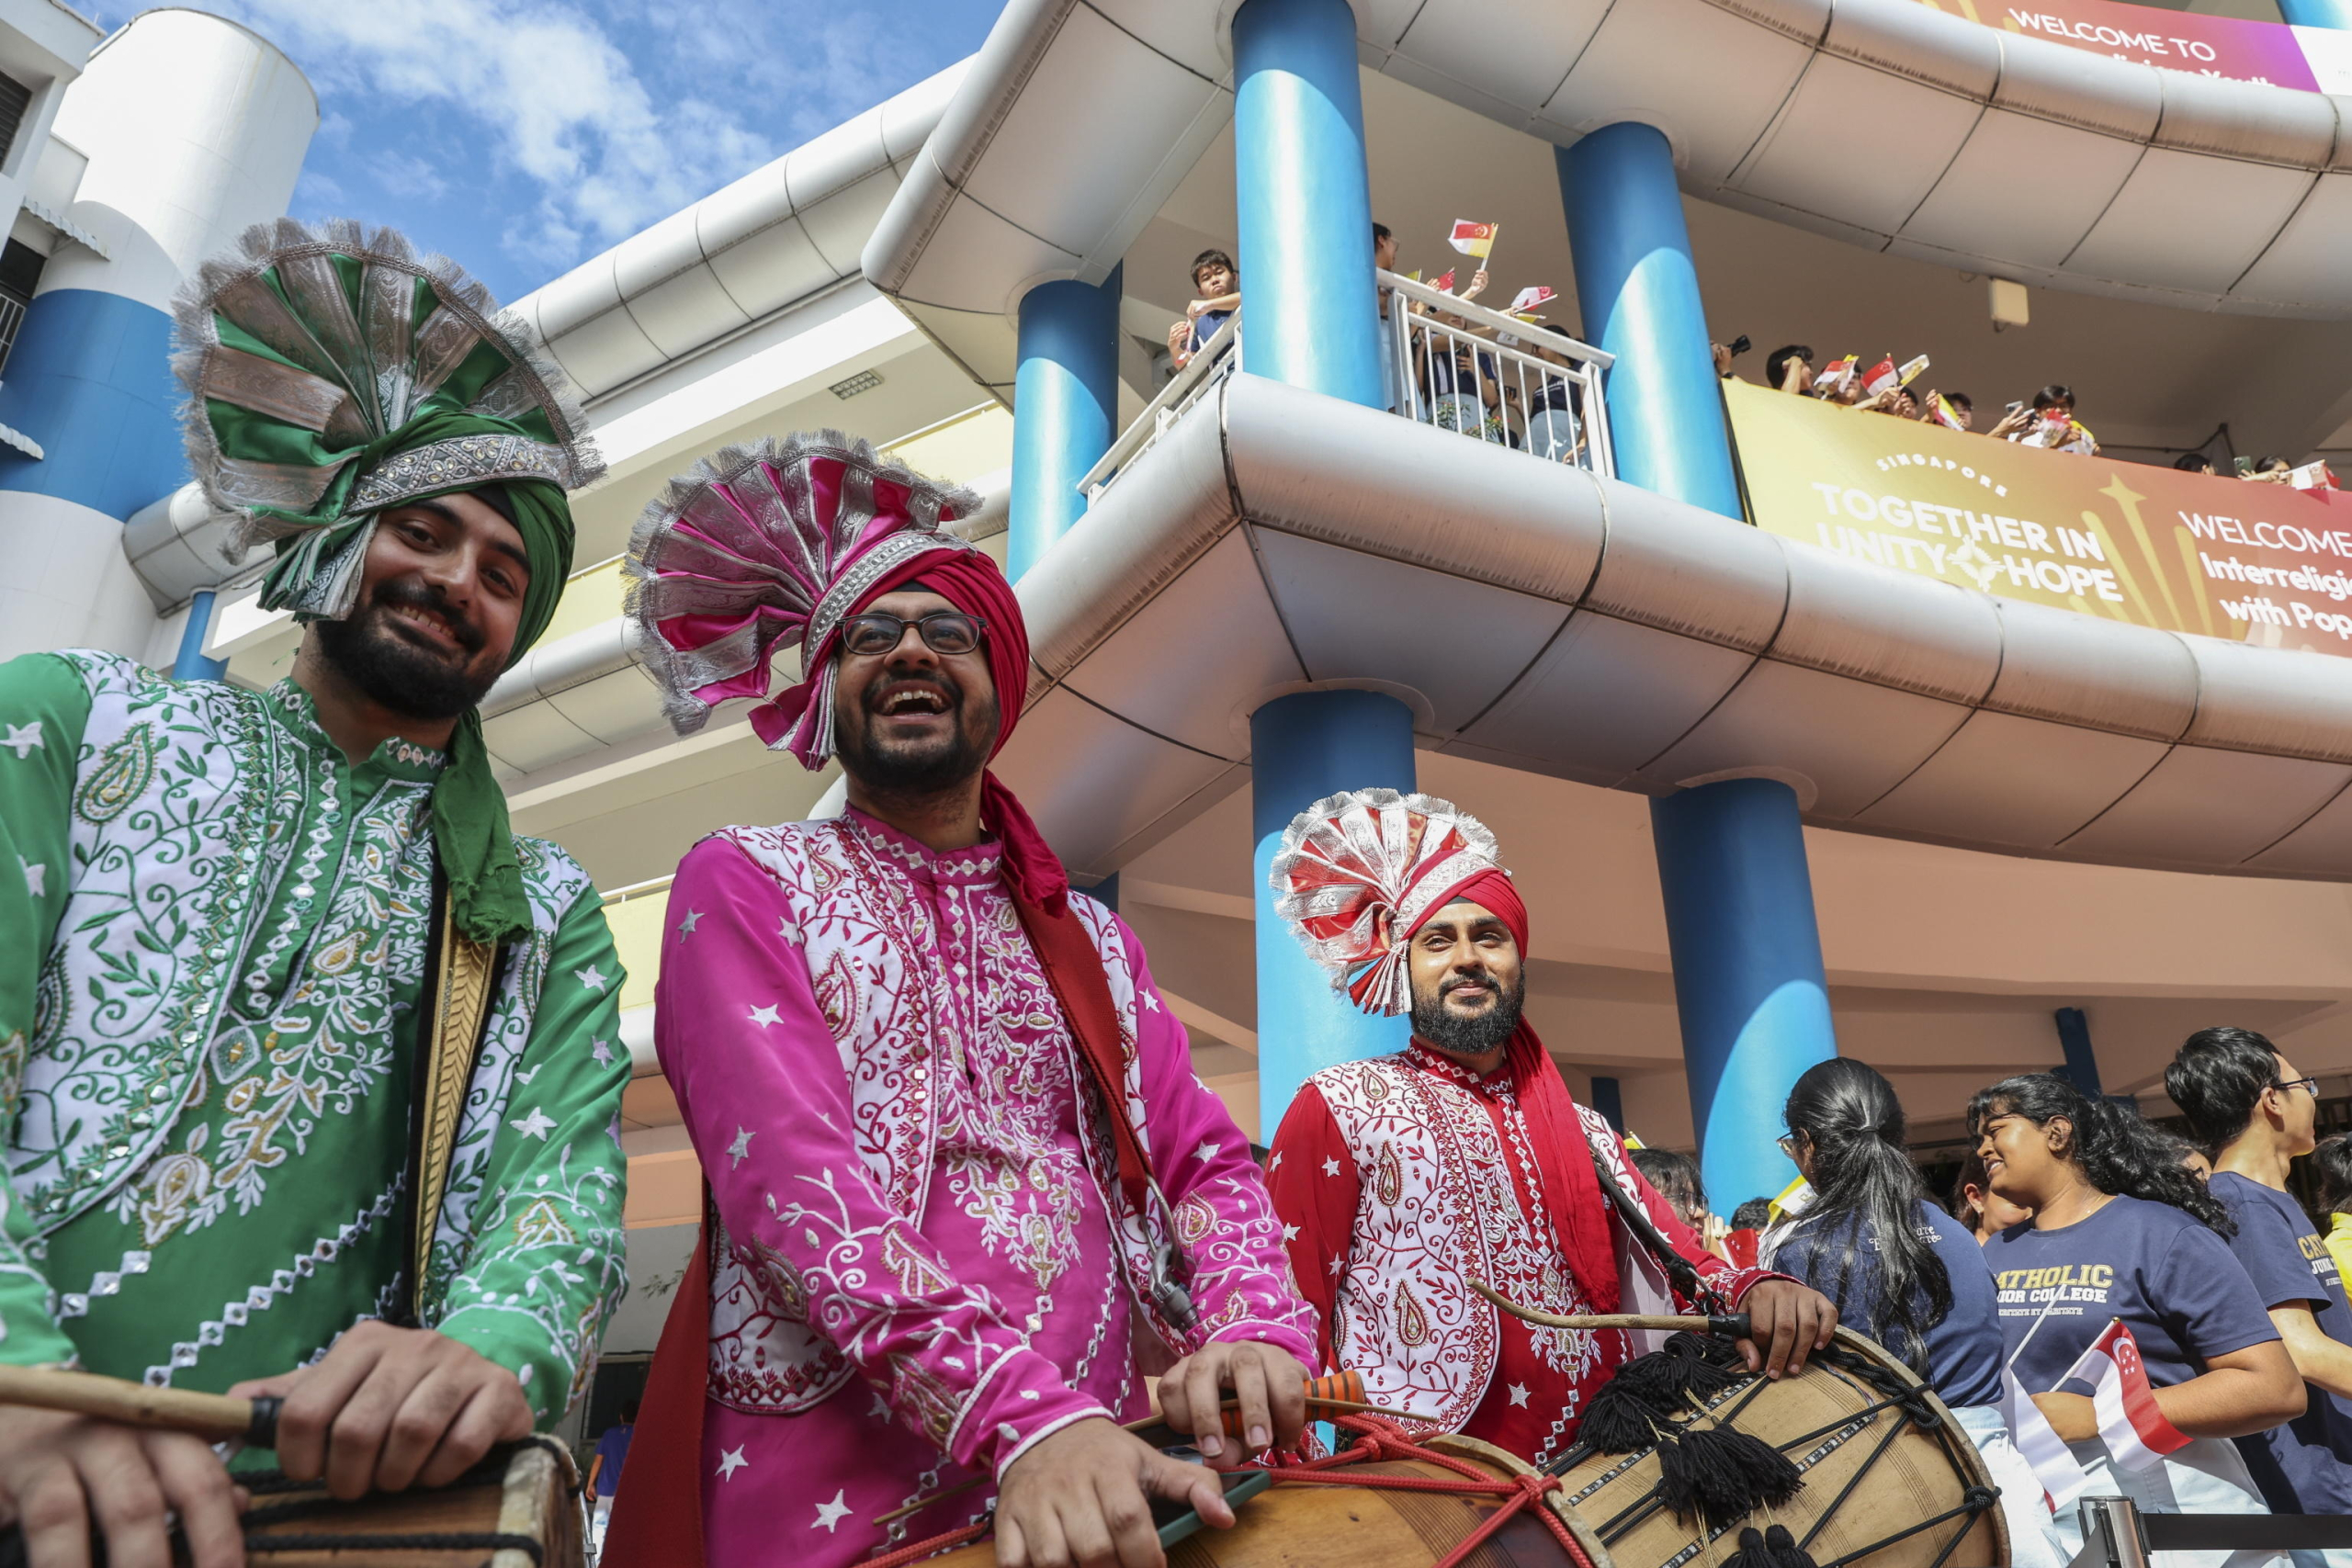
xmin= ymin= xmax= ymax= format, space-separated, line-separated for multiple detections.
xmin=1780 ymin=1059 xmax=1949 ymax=1377
xmin=1965 ymin=1073 xmax=2234 ymax=1236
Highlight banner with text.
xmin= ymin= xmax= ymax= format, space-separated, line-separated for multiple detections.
xmin=1724 ymin=379 xmax=2352 ymax=658
xmin=1909 ymin=0 xmax=2352 ymax=94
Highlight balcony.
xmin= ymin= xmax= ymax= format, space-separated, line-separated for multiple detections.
xmin=1081 ymin=271 xmax=1612 ymax=504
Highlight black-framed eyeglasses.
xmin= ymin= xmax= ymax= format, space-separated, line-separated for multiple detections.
xmin=841 ymin=610 xmax=987 ymax=658
xmin=2271 ymin=1075 xmax=2321 ymax=1098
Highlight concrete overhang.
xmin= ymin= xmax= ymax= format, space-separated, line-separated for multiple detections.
xmin=866 ymin=0 xmax=2352 ymax=406
xmin=997 ymin=371 xmax=2352 ymax=884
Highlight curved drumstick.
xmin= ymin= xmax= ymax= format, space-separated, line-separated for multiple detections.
xmin=1470 ymin=1281 xmax=1753 ymax=1341
xmin=0 ymin=1363 xmax=282 ymax=1447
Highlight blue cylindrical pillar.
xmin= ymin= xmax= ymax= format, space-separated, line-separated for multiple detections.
xmin=1555 ymin=126 xmax=1741 ymax=520
xmin=1252 ymin=690 xmax=1415 ymax=1134
xmin=173 ymin=589 xmax=227 ymax=681
xmin=2279 ymin=0 xmax=2352 ymax=28
xmin=1231 ymin=0 xmax=1382 ymax=406
xmin=1009 ymin=264 xmax=1121 ymax=583
xmin=1650 ymin=778 xmax=1838 ymax=1213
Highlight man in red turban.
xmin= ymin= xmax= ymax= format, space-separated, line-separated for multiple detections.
xmin=608 ymin=434 xmax=1317 ymax=1568
xmin=1265 ymin=789 xmax=1837 ymax=1469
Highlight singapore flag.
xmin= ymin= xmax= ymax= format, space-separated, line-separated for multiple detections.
xmin=2062 ymin=1319 xmax=2191 ymax=1472
xmin=2000 ymin=1365 xmax=2087 ymax=1512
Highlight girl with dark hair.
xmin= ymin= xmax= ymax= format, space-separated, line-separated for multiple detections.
xmin=1951 ymin=1147 xmax=2032 ymax=1245
xmin=1769 ymin=1060 xmax=2066 ymax=1568
xmin=2317 ymin=1134 xmax=2352 ymax=1293
xmin=1972 ymin=1074 xmax=2304 ymax=1566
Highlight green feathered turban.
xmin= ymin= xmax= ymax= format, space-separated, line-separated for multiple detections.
xmin=173 ymin=219 xmax=605 ymax=945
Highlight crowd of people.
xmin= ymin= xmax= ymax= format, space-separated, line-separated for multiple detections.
xmin=1663 ymin=1029 xmax=2352 ymax=1567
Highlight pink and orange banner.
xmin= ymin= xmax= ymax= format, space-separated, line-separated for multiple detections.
xmin=1724 ymin=380 xmax=2352 ymax=658
xmin=1909 ymin=0 xmax=2352 ymax=94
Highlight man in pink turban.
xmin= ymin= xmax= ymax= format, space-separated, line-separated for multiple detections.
xmin=1264 ymin=789 xmax=1837 ymax=1470
xmin=606 ymin=434 xmax=1317 ymax=1568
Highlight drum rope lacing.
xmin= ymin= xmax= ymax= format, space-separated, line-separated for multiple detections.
xmin=860 ymin=1414 xmax=1603 ymax=1568
xmin=1547 ymin=1343 xmax=1996 ymax=1568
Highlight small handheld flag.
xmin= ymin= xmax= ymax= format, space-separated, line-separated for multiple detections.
xmin=2290 ymin=459 xmax=2338 ymax=491
xmin=1861 ymin=356 xmax=1900 ymax=396
xmin=1448 ymin=220 xmax=1499 ymax=258
xmin=1431 ymin=268 xmax=1456 ymax=294
xmin=2000 ymin=1366 xmax=2089 ymax=1512
xmin=1896 ymin=354 xmax=1930 ymax=388
xmin=2059 ymin=1319 xmax=2189 ymax=1472
xmin=1930 ymin=393 xmax=1967 ymax=431
xmin=1505 ymin=285 xmax=1557 ymax=314
xmin=1816 ymin=355 xmax=1859 ymax=394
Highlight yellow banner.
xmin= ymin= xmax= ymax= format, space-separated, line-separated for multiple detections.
xmin=1724 ymin=379 xmax=2352 ymax=657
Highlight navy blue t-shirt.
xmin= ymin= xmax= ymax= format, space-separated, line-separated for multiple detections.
xmin=1770 ymin=1200 xmax=2004 ymax=1408
xmin=2208 ymin=1171 xmax=2352 ymax=1515
xmin=1985 ymin=1193 xmax=2278 ymax=1396
xmin=1185 ymin=308 xmax=1235 ymax=355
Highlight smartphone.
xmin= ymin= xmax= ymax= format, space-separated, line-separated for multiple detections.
xmin=1151 ymin=1468 xmax=1272 ymax=1549
xmin=2235 ymin=455 xmax=2256 ymax=476
xmin=2004 ymin=400 xmax=2025 ymax=417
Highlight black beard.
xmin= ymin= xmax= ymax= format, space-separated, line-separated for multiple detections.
xmin=311 ymin=578 xmax=495 ymax=722
xmin=833 ymin=670 xmax=1000 ymax=800
xmin=1411 ymin=970 xmax=1525 ymax=1058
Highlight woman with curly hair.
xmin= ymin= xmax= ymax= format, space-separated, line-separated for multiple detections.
xmin=1972 ymin=1074 xmax=2303 ymax=1566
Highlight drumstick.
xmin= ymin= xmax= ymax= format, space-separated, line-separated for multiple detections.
xmin=0 ymin=1363 xmax=283 ymax=1447
xmin=1470 ymin=1282 xmax=1753 ymax=1340
xmin=870 ymin=1380 xmax=1419 ymax=1528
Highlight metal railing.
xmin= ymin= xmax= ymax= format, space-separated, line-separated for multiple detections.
xmin=1080 ymin=271 xmax=1616 ymax=506
xmin=1382 ymin=270 xmax=1613 ymax=476
xmin=2068 ymin=1495 xmax=2352 ymax=1568
xmin=1080 ymin=310 xmax=1239 ymax=502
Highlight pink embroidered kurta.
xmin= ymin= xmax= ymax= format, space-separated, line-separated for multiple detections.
xmin=653 ymin=809 xmax=1314 ymax=1566
xmin=1269 ymin=1043 xmax=1780 ymax=1469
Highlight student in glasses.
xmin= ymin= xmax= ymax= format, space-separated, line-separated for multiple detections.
xmin=2166 ymin=1028 xmax=2352 ymax=1557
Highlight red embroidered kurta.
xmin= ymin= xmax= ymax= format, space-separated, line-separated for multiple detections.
xmin=1270 ymin=1042 xmax=1777 ymax=1467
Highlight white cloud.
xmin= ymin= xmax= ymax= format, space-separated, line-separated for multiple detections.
xmin=206 ymin=0 xmax=781 ymax=275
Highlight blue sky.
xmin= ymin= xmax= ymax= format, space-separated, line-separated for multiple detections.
xmin=78 ymin=0 xmax=1006 ymax=304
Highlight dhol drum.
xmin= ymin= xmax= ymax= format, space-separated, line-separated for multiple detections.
xmin=914 ymin=1321 xmax=2002 ymax=1568
xmin=232 ymin=1437 xmax=582 ymax=1568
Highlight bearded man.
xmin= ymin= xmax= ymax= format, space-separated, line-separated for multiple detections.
xmin=0 ymin=222 xmax=630 ymax=1568
xmin=1265 ymin=790 xmax=1837 ymax=1470
xmin=607 ymin=434 xmax=1316 ymax=1568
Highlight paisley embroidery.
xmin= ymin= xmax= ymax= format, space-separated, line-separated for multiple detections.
xmin=1374 ymin=1140 xmax=1404 ymax=1206
xmin=74 ymin=721 xmax=154 ymax=825
xmin=1396 ymin=1282 xmax=1430 ymax=1346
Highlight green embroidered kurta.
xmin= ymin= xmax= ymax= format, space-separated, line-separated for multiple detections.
xmin=0 ymin=650 xmax=631 ymax=1427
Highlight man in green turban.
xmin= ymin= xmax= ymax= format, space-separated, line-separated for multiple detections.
xmin=0 ymin=220 xmax=632 ymax=1568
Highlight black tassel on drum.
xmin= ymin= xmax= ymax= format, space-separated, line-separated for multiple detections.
xmin=1580 ymin=1332 xmax=1752 ymax=1454
xmin=1724 ymin=1524 xmax=1821 ymax=1568
xmin=1656 ymin=1427 xmax=1804 ymax=1529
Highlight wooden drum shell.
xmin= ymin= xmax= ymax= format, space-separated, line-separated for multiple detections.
xmin=237 ymin=1439 xmax=582 ymax=1568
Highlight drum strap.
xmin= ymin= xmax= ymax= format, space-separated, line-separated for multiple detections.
xmin=399 ymin=870 xmax=503 ymax=1326
xmin=1578 ymin=1127 xmax=1730 ymax=1317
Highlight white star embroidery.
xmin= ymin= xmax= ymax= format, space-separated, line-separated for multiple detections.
xmin=511 ymin=1107 xmax=556 ymax=1141
xmin=749 ymin=1004 xmax=783 ymax=1029
xmin=590 ymin=1039 xmax=615 ymax=1067
xmin=812 ymin=1490 xmax=851 ymax=1532
xmin=517 ymin=1064 xmax=541 ymax=1086
xmin=677 ymin=908 xmax=703 ymax=938
xmin=573 ymin=964 xmax=608 ymax=993
xmin=18 ymin=858 xmax=43 ymax=897
xmin=2 ymin=721 xmax=40 ymax=759
xmin=728 ymin=1126 xmax=755 ymax=1168
xmin=777 ymin=917 xmax=803 ymax=943
xmin=1269 ymin=1151 xmax=1283 ymax=1171
xmin=1328 ymin=1253 xmax=1346 ymax=1277
xmin=1283 ymin=1224 xmax=1300 ymax=1243
xmin=1321 ymin=1156 xmax=1341 ymax=1178
xmin=1142 ymin=991 xmax=1160 ymax=1012
xmin=1508 ymin=1382 xmax=1531 ymax=1408
xmin=1194 ymin=1139 xmax=1220 ymax=1165
xmin=716 ymin=1446 xmax=750 ymax=1481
